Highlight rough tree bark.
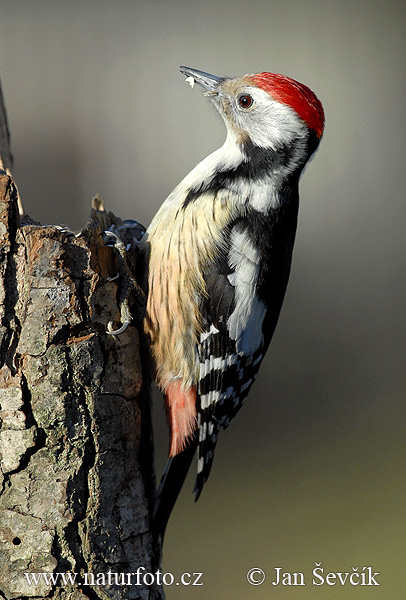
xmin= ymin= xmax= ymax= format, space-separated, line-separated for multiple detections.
xmin=0 ymin=82 xmax=163 ymax=599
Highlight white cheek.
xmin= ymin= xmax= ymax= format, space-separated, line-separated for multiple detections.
xmin=235 ymin=89 xmax=308 ymax=150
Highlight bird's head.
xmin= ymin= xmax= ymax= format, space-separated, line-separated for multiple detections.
xmin=180 ymin=66 xmax=324 ymax=163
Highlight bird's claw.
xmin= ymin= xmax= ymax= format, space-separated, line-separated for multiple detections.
xmin=101 ymin=220 xmax=146 ymax=250
xmin=106 ymin=318 xmax=132 ymax=337
xmin=101 ymin=229 xmax=125 ymax=249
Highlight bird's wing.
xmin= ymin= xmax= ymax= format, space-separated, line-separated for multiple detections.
xmin=194 ymin=254 xmax=265 ymax=498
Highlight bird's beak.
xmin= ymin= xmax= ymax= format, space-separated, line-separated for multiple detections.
xmin=179 ymin=66 xmax=227 ymax=96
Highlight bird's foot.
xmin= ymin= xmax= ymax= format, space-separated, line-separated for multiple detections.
xmin=101 ymin=222 xmax=146 ymax=336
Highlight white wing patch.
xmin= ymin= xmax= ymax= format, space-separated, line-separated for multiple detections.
xmin=227 ymin=227 xmax=266 ymax=355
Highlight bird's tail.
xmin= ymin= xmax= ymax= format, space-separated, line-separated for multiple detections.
xmin=152 ymin=438 xmax=197 ymax=542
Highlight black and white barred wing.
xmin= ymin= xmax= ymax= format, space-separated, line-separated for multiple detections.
xmin=195 ymin=225 xmax=266 ymax=498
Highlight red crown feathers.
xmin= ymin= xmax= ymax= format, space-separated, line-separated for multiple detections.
xmin=251 ymin=72 xmax=325 ymax=139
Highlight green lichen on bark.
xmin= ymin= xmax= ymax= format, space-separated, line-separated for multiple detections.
xmin=0 ymin=175 xmax=162 ymax=600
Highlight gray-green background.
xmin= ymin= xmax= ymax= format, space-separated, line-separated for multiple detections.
xmin=1 ymin=1 xmax=404 ymax=598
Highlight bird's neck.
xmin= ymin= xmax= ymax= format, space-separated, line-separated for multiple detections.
xmin=181 ymin=131 xmax=303 ymax=213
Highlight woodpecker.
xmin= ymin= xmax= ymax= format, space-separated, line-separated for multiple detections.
xmin=143 ymin=66 xmax=324 ymax=539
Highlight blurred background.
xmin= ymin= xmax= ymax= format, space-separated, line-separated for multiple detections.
xmin=1 ymin=0 xmax=405 ymax=598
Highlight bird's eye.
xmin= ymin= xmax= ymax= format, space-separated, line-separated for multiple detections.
xmin=238 ymin=94 xmax=254 ymax=109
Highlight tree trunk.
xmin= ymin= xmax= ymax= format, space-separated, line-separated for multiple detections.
xmin=0 ymin=83 xmax=162 ymax=600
